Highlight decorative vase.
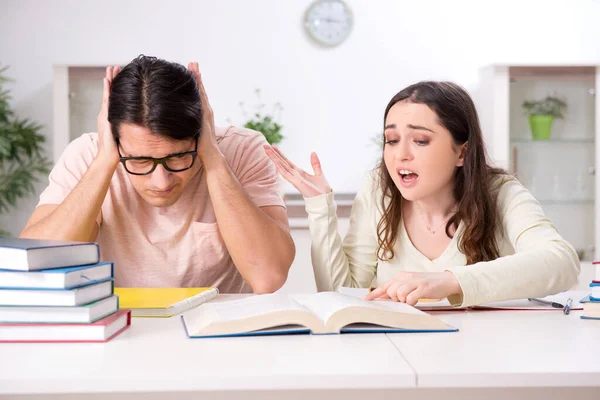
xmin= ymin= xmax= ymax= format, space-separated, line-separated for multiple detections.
xmin=528 ymin=115 xmax=554 ymax=140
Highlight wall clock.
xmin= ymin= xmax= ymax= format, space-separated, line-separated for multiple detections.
xmin=304 ymin=0 xmax=353 ymax=47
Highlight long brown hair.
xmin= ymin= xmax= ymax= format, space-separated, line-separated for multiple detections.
xmin=376 ymin=81 xmax=506 ymax=265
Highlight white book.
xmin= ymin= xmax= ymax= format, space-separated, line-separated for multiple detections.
xmin=181 ymin=292 xmax=456 ymax=338
xmin=0 ymin=238 xmax=99 ymax=271
xmin=0 ymin=280 xmax=113 ymax=306
xmin=0 ymin=262 xmax=113 ymax=289
xmin=0 ymin=295 xmax=119 ymax=323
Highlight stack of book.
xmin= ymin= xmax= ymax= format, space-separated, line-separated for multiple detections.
xmin=581 ymin=260 xmax=600 ymax=320
xmin=0 ymin=238 xmax=130 ymax=342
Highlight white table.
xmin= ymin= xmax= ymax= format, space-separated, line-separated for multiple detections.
xmin=1 ymin=295 xmax=600 ymax=400
xmin=388 ymin=307 xmax=600 ymax=399
xmin=0 ymin=311 xmax=415 ymax=399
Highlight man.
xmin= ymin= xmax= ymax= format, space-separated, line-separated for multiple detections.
xmin=20 ymin=55 xmax=295 ymax=293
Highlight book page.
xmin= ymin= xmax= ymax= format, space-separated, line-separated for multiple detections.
xmin=182 ymin=294 xmax=318 ymax=336
xmin=300 ymin=292 xmax=426 ymax=324
xmin=200 ymin=294 xmax=310 ymax=322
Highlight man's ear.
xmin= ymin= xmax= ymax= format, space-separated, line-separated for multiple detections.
xmin=456 ymin=142 xmax=467 ymax=167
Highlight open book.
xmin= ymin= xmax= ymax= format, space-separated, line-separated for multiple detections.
xmin=181 ymin=292 xmax=457 ymax=338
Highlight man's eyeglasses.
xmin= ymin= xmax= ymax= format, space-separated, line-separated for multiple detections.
xmin=116 ymin=138 xmax=198 ymax=176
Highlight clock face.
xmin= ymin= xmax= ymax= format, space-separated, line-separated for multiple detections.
xmin=304 ymin=0 xmax=353 ymax=47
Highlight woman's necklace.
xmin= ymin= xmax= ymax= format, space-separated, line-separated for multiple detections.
xmin=414 ymin=203 xmax=456 ymax=235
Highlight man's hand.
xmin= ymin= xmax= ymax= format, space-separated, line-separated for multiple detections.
xmin=364 ymin=271 xmax=462 ymax=306
xmin=97 ymin=66 xmax=120 ymax=169
xmin=187 ymin=62 xmax=222 ymax=168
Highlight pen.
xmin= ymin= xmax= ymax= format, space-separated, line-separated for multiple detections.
xmin=563 ymin=298 xmax=573 ymax=315
xmin=527 ymin=298 xmax=564 ymax=308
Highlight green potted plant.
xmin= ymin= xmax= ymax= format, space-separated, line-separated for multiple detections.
xmin=521 ymin=95 xmax=567 ymax=140
xmin=0 ymin=65 xmax=51 ymax=237
xmin=240 ymin=89 xmax=284 ymax=146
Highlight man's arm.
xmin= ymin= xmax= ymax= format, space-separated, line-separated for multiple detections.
xmin=21 ymin=66 xmax=121 ymax=242
xmin=188 ymin=62 xmax=294 ymax=293
xmin=204 ymin=151 xmax=295 ymax=294
xmin=20 ymin=156 xmax=116 ymax=241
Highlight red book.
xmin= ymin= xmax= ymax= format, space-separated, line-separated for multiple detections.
xmin=0 ymin=309 xmax=130 ymax=343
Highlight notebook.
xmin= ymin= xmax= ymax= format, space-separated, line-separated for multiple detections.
xmin=114 ymin=287 xmax=219 ymax=317
xmin=181 ymin=292 xmax=457 ymax=338
xmin=0 ymin=309 xmax=131 ymax=342
xmin=0 ymin=295 xmax=119 ymax=324
xmin=0 ymin=262 xmax=113 ymax=289
xmin=0 ymin=238 xmax=99 ymax=271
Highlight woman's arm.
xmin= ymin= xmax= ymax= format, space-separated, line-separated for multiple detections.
xmin=264 ymin=147 xmax=379 ymax=291
xmin=305 ymin=174 xmax=379 ymax=291
xmin=445 ymin=177 xmax=580 ymax=307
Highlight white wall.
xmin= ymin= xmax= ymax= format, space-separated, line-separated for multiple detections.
xmin=1 ymin=0 xmax=600 ymax=236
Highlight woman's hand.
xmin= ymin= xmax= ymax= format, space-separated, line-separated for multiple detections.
xmin=364 ymin=271 xmax=462 ymax=306
xmin=97 ymin=66 xmax=120 ymax=168
xmin=264 ymin=146 xmax=331 ymax=198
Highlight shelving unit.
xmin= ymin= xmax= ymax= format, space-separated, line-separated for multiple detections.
xmin=479 ymin=64 xmax=600 ymax=261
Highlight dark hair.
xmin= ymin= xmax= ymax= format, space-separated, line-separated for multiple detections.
xmin=376 ymin=81 xmax=506 ymax=265
xmin=108 ymin=55 xmax=202 ymax=141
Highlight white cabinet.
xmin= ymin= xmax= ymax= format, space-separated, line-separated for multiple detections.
xmin=479 ymin=65 xmax=600 ymax=261
xmin=53 ymin=65 xmax=107 ymax=163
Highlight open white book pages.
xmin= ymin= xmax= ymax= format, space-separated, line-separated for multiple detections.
xmin=337 ymin=287 xmax=586 ymax=311
xmin=337 ymin=287 xmax=455 ymax=310
xmin=181 ymin=292 xmax=455 ymax=338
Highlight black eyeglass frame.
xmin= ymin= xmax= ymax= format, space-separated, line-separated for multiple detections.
xmin=116 ymin=137 xmax=199 ymax=176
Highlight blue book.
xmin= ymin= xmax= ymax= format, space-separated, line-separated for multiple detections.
xmin=0 ymin=238 xmax=99 ymax=271
xmin=181 ymin=292 xmax=457 ymax=338
xmin=0 ymin=280 xmax=113 ymax=306
xmin=0 ymin=262 xmax=113 ymax=289
xmin=0 ymin=295 xmax=119 ymax=324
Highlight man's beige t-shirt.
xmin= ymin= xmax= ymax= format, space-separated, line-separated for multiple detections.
xmin=37 ymin=126 xmax=285 ymax=293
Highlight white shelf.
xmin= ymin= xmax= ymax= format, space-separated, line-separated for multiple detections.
xmin=511 ymin=137 xmax=595 ymax=144
xmin=479 ymin=64 xmax=599 ymax=260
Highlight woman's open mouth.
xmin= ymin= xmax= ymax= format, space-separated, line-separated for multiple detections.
xmin=398 ymin=169 xmax=419 ymax=187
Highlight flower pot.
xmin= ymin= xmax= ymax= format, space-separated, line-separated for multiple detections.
xmin=528 ymin=114 xmax=554 ymax=140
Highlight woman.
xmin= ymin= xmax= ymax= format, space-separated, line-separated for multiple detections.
xmin=264 ymin=81 xmax=579 ymax=307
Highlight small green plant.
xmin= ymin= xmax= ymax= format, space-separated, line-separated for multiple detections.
xmin=522 ymin=96 xmax=567 ymax=118
xmin=0 ymin=65 xmax=51 ymax=237
xmin=240 ymin=89 xmax=284 ymax=146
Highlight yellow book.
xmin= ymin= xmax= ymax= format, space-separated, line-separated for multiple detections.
xmin=114 ymin=287 xmax=219 ymax=317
